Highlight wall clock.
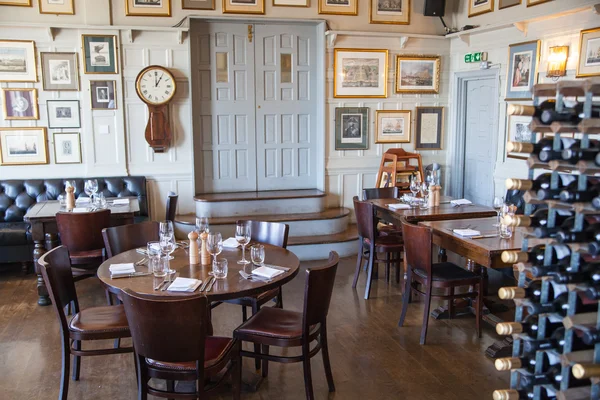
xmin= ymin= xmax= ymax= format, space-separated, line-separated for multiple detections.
xmin=135 ymin=65 xmax=177 ymax=153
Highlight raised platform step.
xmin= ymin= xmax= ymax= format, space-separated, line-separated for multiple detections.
xmin=288 ymin=224 xmax=359 ymax=261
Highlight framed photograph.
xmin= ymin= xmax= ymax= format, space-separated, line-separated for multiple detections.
xmin=47 ymin=100 xmax=81 ymax=129
xmin=0 ymin=0 xmax=31 ymax=6
xmin=318 ymin=0 xmax=357 ymax=15
xmin=499 ymin=0 xmax=520 ymax=9
xmin=469 ymin=0 xmax=493 ymax=17
xmin=273 ymin=0 xmax=308 ymax=5
xmin=0 ymin=127 xmax=48 ymax=166
xmin=126 ymin=0 xmax=171 ymax=16
xmin=333 ymin=49 xmax=388 ymax=98
xmin=222 ymin=0 xmax=265 ymax=14
xmin=507 ymin=115 xmax=533 ymax=159
xmin=41 ymin=52 xmax=79 ymax=91
xmin=375 ymin=110 xmax=411 ymax=143
xmin=370 ymin=0 xmax=410 ymax=25
xmin=576 ymin=27 xmax=600 ymax=78
xmin=527 ymin=0 xmax=552 ymax=6
xmin=0 ymin=40 xmax=37 ymax=82
xmin=39 ymin=0 xmax=74 ymax=14
xmin=335 ymin=107 xmax=369 ymax=150
xmin=182 ymin=0 xmax=215 ymax=8
xmin=395 ymin=55 xmax=441 ymax=94
xmin=90 ymin=80 xmax=117 ymax=110
xmin=53 ymin=132 xmax=81 ymax=164
xmin=2 ymin=88 xmax=38 ymax=120
xmin=82 ymin=35 xmax=118 ymax=74
xmin=415 ymin=107 xmax=443 ymax=150
xmin=505 ymin=40 xmax=540 ymax=101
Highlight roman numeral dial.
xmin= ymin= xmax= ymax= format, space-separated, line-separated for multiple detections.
xmin=135 ymin=65 xmax=177 ymax=106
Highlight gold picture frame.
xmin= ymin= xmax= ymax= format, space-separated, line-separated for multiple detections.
xmin=39 ymin=0 xmax=74 ymax=14
xmin=53 ymin=132 xmax=82 ymax=164
xmin=468 ymin=0 xmax=494 ymax=17
xmin=0 ymin=40 xmax=37 ymax=82
xmin=333 ymin=48 xmax=388 ymax=98
xmin=273 ymin=0 xmax=308 ymax=6
xmin=526 ymin=0 xmax=552 ymax=6
xmin=375 ymin=110 xmax=411 ymax=144
xmin=0 ymin=0 xmax=31 ymax=6
xmin=0 ymin=127 xmax=48 ymax=166
xmin=182 ymin=0 xmax=215 ymax=9
xmin=222 ymin=0 xmax=265 ymax=14
xmin=370 ymin=0 xmax=410 ymax=25
xmin=395 ymin=55 xmax=441 ymax=94
xmin=126 ymin=0 xmax=172 ymax=17
xmin=318 ymin=0 xmax=357 ymax=15
xmin=2 ymin=88 xmax=38 ymax=120
xmin=576 ymin=27 xmax=600 ymax=78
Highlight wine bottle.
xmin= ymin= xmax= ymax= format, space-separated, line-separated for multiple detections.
xmin=525 ymin=292 xmax=598 ymax=317
xmin=536 ymin=174 xmax=578 ymax=201
xmin=548 ymin=263 xmax=600 ymax=284
xmin=507 ymin=138 xmax=576 ymax=162
xmin=492 ymin=389 xmax=555 ymax=400
xmin=496 ymin=314 xmax=562 ymax=337
xmin=507 ymin=101 xmax=556 ymax=119
xmin=498 ymin=281 xmax=547 ymax=302
xmin=519 ymin=365 xmax=590 ymax=391
xmin=572 ymin=363 xmax=600 ymax=379
xmin=559 ymin=178 xmax=600 ymax=203
xmin=522 ymin=327 xmax=588 ymax=354
xmin=502 ymin=244 xmax=572 ymax=266
xmin=556 ymin=222 xmax=600 ymax=243
xmin=540 ymin=103 xmax=600 ymax=125
xmin=530 ymin=261 xmax=570 ymax=278
xmin=505 ymin=173 xmax=552 ymax=191
xmin=503 ymin=208 xmax=573 ymax=230
xmin=534 ymin=216 xmax=578 ymax=239
xmin=495 ymin=351 xmax=559 ymax=373
xmin=584 ymin=284 xmax=600 ymax=300
xmin=562 ymin=143 xmax=600 ymax=164
xmin=582 ymin=328 xmax=600 ymax=345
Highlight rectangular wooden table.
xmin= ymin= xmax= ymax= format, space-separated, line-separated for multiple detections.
xmin=24 ymin=199 xmax=140 ymax=306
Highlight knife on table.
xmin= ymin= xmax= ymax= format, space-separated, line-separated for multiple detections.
xmin=111 ymin=272 xmax=153 ymax=279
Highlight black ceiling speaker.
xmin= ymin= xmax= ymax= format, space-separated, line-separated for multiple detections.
xmin=424 ymin=0 xmax=446 ymax=17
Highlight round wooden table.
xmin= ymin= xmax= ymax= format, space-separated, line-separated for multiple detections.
xmin=98 ymin=245 xmax=301 ymax=302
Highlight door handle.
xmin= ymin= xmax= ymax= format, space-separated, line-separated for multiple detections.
xmin=258 ymin=105 xmax=261 ymax=109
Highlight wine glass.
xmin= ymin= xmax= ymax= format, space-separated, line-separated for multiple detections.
xmin=196 ymin=216 xmax=209 ymax=235
xmin=410 ymin=175 xmax=420 ymax=199
xmin=420 ymin=182 xmax=431 ymax=209
xmin=84 ymin=180 xmax=94 ymax=201
xmin=87 ymin=179 xmax=98 ymax=204
xmin=235 ymin=221 xmax=252 ymax=264
xmin=159 ymin=220 xmax=174 ymax=239
xmin=159 ymin=237 xmax=176 ymax=274
xmin=207 ymin=232 xmax=223 ymax=268
xmin=493 ymin=196 xmax=504 ymax=227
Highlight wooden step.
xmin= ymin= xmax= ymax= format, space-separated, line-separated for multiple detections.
xmin=287 ymin=224 xmax=359 ymax=261
xmin=194 ymin=189 xmax=325 ymax=202
xmin=288 ymin=224 xmax=358 ymax=246
xmin=175 ymin=208 xmax=349 ymax=226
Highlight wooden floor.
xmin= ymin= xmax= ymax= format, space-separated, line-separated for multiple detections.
xmin=0 ymin=256 xmax=511 ymax=400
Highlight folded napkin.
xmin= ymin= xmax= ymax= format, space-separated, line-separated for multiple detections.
xmin=451 ymin=199 xmax=472 ymax=206
xmin=223 ymin=237 xmax=241 ymax=248
xmin=72 ymin=207 xmax=89 ymax=213
xmin=252 ymin=266 xmax=285 ymax=279
xmin=112 ymin=198 xmax=130 ymax=205
xmin=387 ymin=203 xmax=411 ymax=210
xmin=453 ymin=229 xmax=481 ymax=237
xmin=109 ymin=263 xmax=136 ymax=277
xmin=75 ymin=197 xmax=91 ymax=203
xmin=167 ymin=277 xmax=202 ymax=292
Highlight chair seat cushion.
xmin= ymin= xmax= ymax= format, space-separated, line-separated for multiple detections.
xmin=413 ymin=262 xmax=480 ymax=282
xmin=234 ymin=307 xmax=316 ymax=340
xmin=146 ymin=337 xmax=235 ymax=370
xmin=364 ymin=235 xmax=404 ymax=251
xmin=69 ymin=305 xmax=130 ymax=334
xmin=0 ymin=222 xmax=29 ymax=246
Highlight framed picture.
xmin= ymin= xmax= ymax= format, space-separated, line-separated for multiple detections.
xmin=126 ymin=0 xmax=171 ymax=16
xmin=527 ymin=0 xmax=552 ymax=6
xmin=505 ymin=40 xmax=540 ymax=100
xmin=469 ymin=0 xmax=493 ymax=17
xmin=273 ymin=0 xmax=308 ymax=6
xmin=415 ymin=107 xmax=443 ymax=150
xmin=499 ymin=0 xmax=520 ymax=9
xmin=395 ymin=55 xmax=441 ymax=94
xmin=47 ymin=100 xmax=81 ymax=129
xmin=335 ymin=107 xmax=369 ymax=150
xmin=0 ymin=0 xmax=31 ymax=6
xmin=90 ymin=80 xmax=117 ymax=110
xmin=576 ymin=27 xmax=600 ymax=78
xmin=41 ymin=52 xmax=79 ymax=91
xmin=182 ymin=0 xmax=215 ymax=9
xmin=81 ymin=35 xmax=118 ymax=74
xmin=333 ymin=49 xmax=388 ymax=98
xmin=0 ymin=127 xmax=48 ymax=166
xmin=318 ymin=0 xmax=357 ymax=15
xmin=370 ymin=0 xmax=410 ymax=25
xmin=39 ymin=0 xmax=74 ymax=14
xmin=0 ymin=40 xmax=37 ymax=82
xmin=53 ymin=132 xmax=81 ymax=164
xmin=222 ymin=0 xmax=265 ymax=14
xmin=375 ymin=110 xmax=411 ymax=143
xmin=507 ymin=115 xmax=533 ymax=159
xmin=2 ymin=88 xmax=38 ymax=120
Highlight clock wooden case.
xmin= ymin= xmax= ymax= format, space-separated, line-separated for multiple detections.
xmin=135 ymin=65 xmax=177 ymax=153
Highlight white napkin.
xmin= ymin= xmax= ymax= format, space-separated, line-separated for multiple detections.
xmin=387 ymin=203 xmax=411 ymax=210
xmin=112 ymin=198 xmax=130 ymax=205
xmin=72 ymin=207 xmax=89 ymax=213
xmin=451 ymin=199 xmax=472 ymax=206
xmin=223 ymin=237 xmax=240 ymax=248
xmin=453 ymin=229 xmax=481 ymax=237
xmin=252 ymin=266 xmax=285 ymax=279
xmin=167 ymin=277 xmax=202 ymax=292
xmin=75 ymin=197 xmax=91 ymax=203
xmin=109 ymin=263 xmax=136 ymax=277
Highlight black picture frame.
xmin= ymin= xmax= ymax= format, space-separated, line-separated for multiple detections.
xmin=335 ymin=107 xmax=369 ymax=150
xmin=415 ymin=107 xmax=444 ymax=150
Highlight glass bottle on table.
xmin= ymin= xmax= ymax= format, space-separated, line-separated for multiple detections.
xmin=235 ymin=221 xmax=251 ymax=264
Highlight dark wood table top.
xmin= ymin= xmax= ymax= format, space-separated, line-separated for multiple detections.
xmin=98 ymin=245 xmax=301 ymax=302
xmin=24 ymin=198 xmax=140 ymax=222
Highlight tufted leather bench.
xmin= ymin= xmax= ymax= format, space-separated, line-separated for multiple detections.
xmin=0 ymin=177 xmax=148 ymax=266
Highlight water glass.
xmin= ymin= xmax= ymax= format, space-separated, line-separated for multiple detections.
xmin=196 ymin=216 xmax=209 ymax=235
xmin=235 ymin=221 xmax=252 ymax=264
xmin=499 ymin=204 xmax=514 ymax=239
xmin=251 ymin=244 xmax=265 ymax=265
xmin=213 ymin=259 xmax=228 ymax=279
xmin=152 ymin=255 xmax=168 ymax=278
xmin=96 ymin=192 xmax=107 ymax=209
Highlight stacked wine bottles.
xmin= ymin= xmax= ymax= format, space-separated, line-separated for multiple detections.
xmin=493 ymin=80 xmax=600 ymax=400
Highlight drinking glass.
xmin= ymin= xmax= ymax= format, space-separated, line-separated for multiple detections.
xmin=409 ymin=175 xmax=420 ymax=199
xmin=84 ymin=180 xmax=94 ymax=202
xmin=152 ymin=255 xmax=168 ymax=278
xmin=207 ymin=232 xmax=223 ymax=270
xmin=159 ymin=237 xmax=176 ymax=273
xmin=499 ymin=204 xmax=514 ymax=239
xmin=493 ymin=196 xmax=504 ymax=227
xmin=159 ymin=221 xmax=174 ymax=240
xmin=235 ymin=221 xmax=251 ymax=264
xmin=196 ymin=216 xmax=209 ymax=235
xmin=96 ymin=192 xmax=107 ymax=209
xmin=213 ymin=259 xmax=228 ymax=279
xmin=420 ymin=182 xmax=430 ymax=210
xmin=251 ymin=244 xmax=265 ymax=266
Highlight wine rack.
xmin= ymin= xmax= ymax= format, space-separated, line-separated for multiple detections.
xmin=494 ymin=79 xmax=600 ymax=400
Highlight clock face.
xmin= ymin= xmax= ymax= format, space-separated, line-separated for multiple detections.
xmin=136 ymin=67 xmax=176 ymax=105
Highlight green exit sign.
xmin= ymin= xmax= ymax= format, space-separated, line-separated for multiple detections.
xmin=464 ymin=52 xmax=484 ymax=63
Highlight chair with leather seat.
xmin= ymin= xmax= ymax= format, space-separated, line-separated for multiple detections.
xmin=234 ymin=251 xmax=339 ymax=400
xmin=398 ymin=220 xmax=483 ymax=345
xmin=38 ymin=245 xmax=133 ymax=400
xmin=165 ymin=191 xmax=178 ymax=223
xmin=352 ymin=197 xmax=404 ymax=299
xmin=56 ymin=209 xmax=111 ymax=281
xmin=121 ymin=288 xmax=241 ymax=400
xmin=102 ymin=221 xmax=160 ymax=258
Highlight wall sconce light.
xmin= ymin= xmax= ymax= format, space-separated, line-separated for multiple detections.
xmin=546 ymin=46 xmax=569 ymax=79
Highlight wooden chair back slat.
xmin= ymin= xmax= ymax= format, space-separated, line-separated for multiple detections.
xmin=401 ymin=220 xmax=433 ymax=276
xmin=237 ymin=220 xmax=290 ymax=249
xmin=362 ymin=187 xmax=399 ymax=200
xmin=102 ymin=221 xmax=159 ymax=258
xmin=56 ymin=209 xmax=111 ymax=253
xmin=303 ymin=251 xmax=339 ymax=328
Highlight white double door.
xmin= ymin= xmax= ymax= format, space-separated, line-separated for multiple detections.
xmin=194 ymin=21 xmax=317 ymax=193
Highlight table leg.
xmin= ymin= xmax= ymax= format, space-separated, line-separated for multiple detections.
xmin=33 ymin=240 xmax=50 ymax=306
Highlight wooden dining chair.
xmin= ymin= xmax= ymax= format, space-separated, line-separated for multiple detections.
xmin=352 ymin=196 xmax=404 ymax=299
xmin=121 ymin=288 xmax=241 ymax=400
xmin=398 ymin=220 xmax=483 ymax=345
xmin=38 ymin=245 xmax=133 ymax=400
xmin=361 ymin=187 xmax=402 ymax=237
xmin=234 ymin=251 xmax=339 ymax=400
xmin=56 ymin=209 xmax=111 ymax=281
xmin=165 ymin=192 xmax=178 ymax=223
xmin=102 ymin=221 xmax=159 ymax=258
